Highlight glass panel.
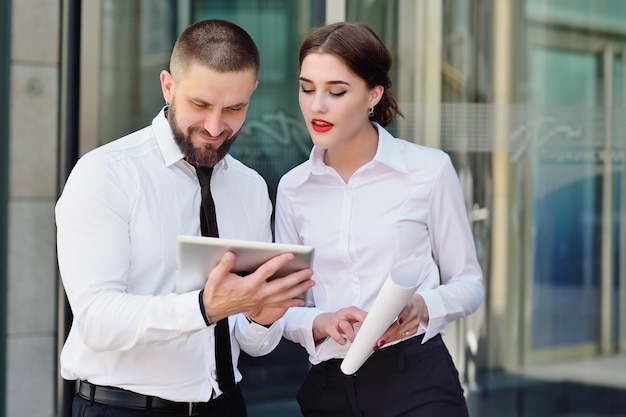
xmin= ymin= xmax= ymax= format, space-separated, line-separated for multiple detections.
xmin=346 ymin=0 xmax=398 ymax=40
xmin=99 ymin=0 xmax=178 ymax=145
xmin=525 ymin=0 xmax=626 ymax=33
xmin=531 ymin=48 xmax=602 ymax=106
xmin=441 ymin=0 xmax=479 ymax=102
xmin=529 ymin=48 xmax=603 ymax=348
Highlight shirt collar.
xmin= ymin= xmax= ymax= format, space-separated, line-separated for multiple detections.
xmin=370 ymin=122 xmax=409 ymax=174
xmin=153 ymin=106 xmax=228 ymax=172
xmin=300 ymin=122 xmax=408 ymax=185
xmin=154 ymin=106 xmax=183 ymax=167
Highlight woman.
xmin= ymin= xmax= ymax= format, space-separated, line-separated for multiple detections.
xmin=275 ymin=22 xmax=483 ymax=417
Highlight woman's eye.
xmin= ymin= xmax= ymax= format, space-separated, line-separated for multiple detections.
xmin=300 ymin=86 xmax=313 ymax=93
xmin=330 ymin=91 xmax=346 ymax=97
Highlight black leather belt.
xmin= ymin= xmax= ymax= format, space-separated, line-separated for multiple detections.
xmin=78 ymin=380 xmax=212 ymax=415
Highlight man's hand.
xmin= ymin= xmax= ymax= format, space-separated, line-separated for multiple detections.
xmin=201 ymin=251 xmax=314 ymax=323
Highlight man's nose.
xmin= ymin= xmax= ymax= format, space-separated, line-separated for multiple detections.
xmin=204 ymin=111 xmax=224 ymax=137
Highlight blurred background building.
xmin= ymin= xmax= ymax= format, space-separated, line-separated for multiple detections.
xmin=1 ymin=0 xmax=624 ymax=416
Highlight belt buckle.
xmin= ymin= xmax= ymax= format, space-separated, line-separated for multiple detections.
xmin=188 ymin=402 xmax=209 ymax=416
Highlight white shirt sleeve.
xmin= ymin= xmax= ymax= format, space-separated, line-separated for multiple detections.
xmin=234 ymin=314 xmax=285 ymax=357
xmin=419 ymin=155 xmax=484 ymax=342
xmin=56 ymin=153 xmax=206 ymax=353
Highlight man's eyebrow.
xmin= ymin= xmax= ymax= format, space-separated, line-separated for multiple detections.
xmin=299 ymin=76 xmax=350 ymax=86
xmin=227 ymin=101 xmax=249 ymax=108
xmin=189 ymin=96 xmax=210 ymax=105
xmin=189 ymin=97 xmax=249 ymax=107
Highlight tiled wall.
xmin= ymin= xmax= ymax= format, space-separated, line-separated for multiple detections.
xmin=8 ymin=0 xmax=60 ymax=415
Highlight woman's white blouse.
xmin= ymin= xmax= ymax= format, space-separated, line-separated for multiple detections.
xmin=275 ymin=123 xmax=484 ymax=365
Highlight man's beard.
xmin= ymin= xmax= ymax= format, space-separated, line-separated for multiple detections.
xmin=167 ymin=103 xmax=239 ymax=167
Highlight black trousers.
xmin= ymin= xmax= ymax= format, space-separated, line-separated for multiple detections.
xmin=296 ymin=334 xmax=469 ymax=417
xmin=72 ymin=385 xmax=247 ymax=417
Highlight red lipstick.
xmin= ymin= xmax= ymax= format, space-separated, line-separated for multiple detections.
xmin=311 ymin=118 xmax=333 ymax=133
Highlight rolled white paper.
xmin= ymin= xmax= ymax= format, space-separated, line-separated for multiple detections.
xmin=340 ymin=256 xmax=426 ymax=375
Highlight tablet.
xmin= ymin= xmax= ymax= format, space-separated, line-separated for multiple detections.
xmin=175 ymin=235 xmax=315 ymax=294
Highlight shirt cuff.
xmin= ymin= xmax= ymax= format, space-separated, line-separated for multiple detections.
xmin=174 ymin=290 xmax=209 ymax=332
xmin=417 ymin=289 xmax=445 ymax=342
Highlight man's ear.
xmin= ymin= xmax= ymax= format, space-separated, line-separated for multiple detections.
xmin=160 ymin=70 xmax=174 ymax=104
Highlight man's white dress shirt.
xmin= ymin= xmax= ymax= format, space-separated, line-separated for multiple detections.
xmin=275 ymin=123 xmax=484 ymax=365
xmin=56 ymin=108 xmax=281 ymax=402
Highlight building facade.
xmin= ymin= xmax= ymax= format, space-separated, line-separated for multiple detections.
xmin=2 ymin=0 xmax=624 ymax=416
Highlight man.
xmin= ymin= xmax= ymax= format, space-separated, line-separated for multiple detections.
xmin=56 ymin=19 xmax=314 ymax=417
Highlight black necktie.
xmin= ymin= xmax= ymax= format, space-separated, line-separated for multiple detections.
xmin=194 ymin=165 xmax=236 ymax=394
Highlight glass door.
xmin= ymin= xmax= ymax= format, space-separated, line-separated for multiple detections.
xmin=528 ymin=46 xmax=603 ymax=358
xmin=523 ymin=19 xmax=626 ymax=363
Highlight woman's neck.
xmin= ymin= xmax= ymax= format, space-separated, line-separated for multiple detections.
xmin=324 ymin=124 xmax=379 ymax=182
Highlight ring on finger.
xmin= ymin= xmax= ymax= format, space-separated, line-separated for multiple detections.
xmin=403 ymin=330 xmax=410 ymax=336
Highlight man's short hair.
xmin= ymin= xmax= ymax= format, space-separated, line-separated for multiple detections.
xmin=170 ymin=19 xmax=260 ymax=79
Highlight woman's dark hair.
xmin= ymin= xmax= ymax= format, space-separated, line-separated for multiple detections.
xmin=299 ymin=22 xmax=403 ymax=127
xmin=170 ymin=19 xmax=260 ymax=79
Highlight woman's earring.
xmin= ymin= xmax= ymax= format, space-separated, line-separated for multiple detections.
xmin=368 ymin=106 xmax=374 ymax=118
